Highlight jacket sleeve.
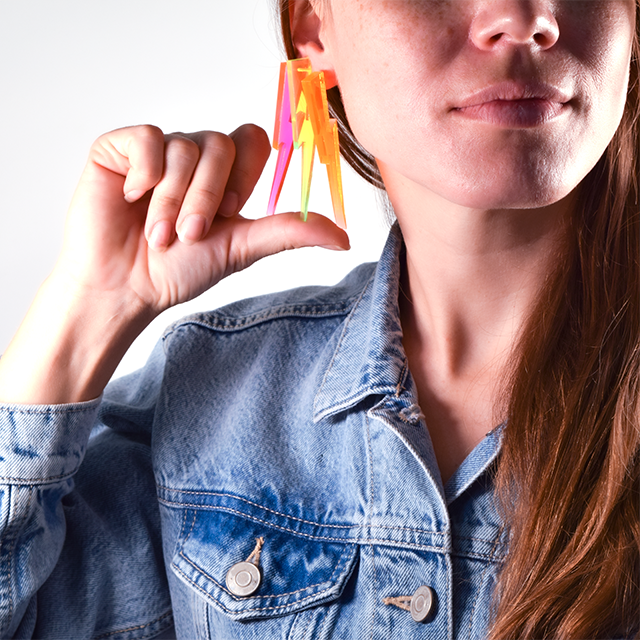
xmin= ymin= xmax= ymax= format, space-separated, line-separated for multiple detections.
xmin=0 ymin=341 xmax=174 ymax=639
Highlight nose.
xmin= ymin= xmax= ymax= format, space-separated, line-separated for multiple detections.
xmin=470 ymin=0 xmax=560 ymax=51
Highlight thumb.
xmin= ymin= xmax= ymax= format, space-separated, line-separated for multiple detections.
xmin=223 ymin=211 xmax=350 ymax=273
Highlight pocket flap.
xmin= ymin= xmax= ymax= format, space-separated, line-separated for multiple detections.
xmin=171 ymin=509 xmax=358 ymax=621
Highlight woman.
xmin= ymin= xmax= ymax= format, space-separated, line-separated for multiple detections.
xmin=0 ymin=0 xmax=637 ymax=638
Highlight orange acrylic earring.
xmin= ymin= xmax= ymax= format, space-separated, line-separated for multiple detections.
xmin=267 ymin=57 xmax=346 ymax=230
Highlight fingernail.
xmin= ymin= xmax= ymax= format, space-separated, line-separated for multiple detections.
xmin=319 ymin=244 xmax=350 ymax=251
xmin=178 ymin=215 xmax=207 ymax=244
xmin=124 ymin=189 xmax=145 ymax=203
xmin=148 ymin=220 xmax=172 ymax=251
xmin=217 ymin=191 xmax=239 ymax=217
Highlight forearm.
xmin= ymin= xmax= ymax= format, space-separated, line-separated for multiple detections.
xmin=0 ymin=274 xmax=155 ymax=404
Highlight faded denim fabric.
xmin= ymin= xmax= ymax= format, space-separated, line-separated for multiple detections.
xmin=0 ymin=225 xmax=505 ymax=639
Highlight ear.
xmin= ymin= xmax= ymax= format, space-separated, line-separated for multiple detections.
xmin=289 ymin=0 xmax=338 ymax=88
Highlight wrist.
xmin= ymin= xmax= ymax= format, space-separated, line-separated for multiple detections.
xmin=0 ymin=275 xmax=157 ymax=404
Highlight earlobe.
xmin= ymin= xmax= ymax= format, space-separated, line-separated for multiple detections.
xmin=289 ymin=0 xmax=338 ymax=88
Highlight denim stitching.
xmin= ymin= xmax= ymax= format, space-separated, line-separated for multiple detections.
xmin=7 ymin=486 xmax=33 ymax=630
xmin=454 ymin=535 xmax=502 ymax=544
xmin=0 ymin=405 xmax=97 ymax=415
xmin=92 ymin=611 xmax=173 ymax=639
xmin=369 ymin=544 xmax=377 ymax=640
xmin=161 ymin=489 xmax=452 ymax=537
xmin=179 ymin=508 xmax=190 ymax=540
xmin=203 ymin=591 xmax=211 ymax=640
xmin=366 ymin=413 xmax=377 ymax=640
xmin=160 ymin=500 xmax=459 ymax=551
xmin=157 ymin=486 xmax=355 ymax=529
xmin=163 ymin=299 xmax=356 ymax=338
xmin=315 ymin=604 xmax=332 ymax=639
xmin=0 ymin=471 xmax=78 ymax=485
xmin=162 ymin=496 xmax=504 ymax=550
xmin=0 ymin=486 xmax=34 ymax=636
xmin=313 ymin=273 xmax=375 ymax=415
xmin=171 ymin=543 xmax=355 ymax=614
xmin=185 ymin=511 xmax=197 ymax=543
xmin=446 ymin=552 xmax=453 ymax=637
xmin=177 ymin=543 xmax=347 ymax=601
xmin=365 ymin=414 xmax=375 ymax=534
xmin=4 ymin=487 xmax=15 ymax=629
xmin=451 ymin=550 xmax=503 ymax=562
xmin=286 ymin=607 xmax=302 ymax=639
xmin=172 ymin=562 xmax=334 ymax=614
xmin=466 ymin=525 xmax=503 ymax=640
xmin=300 ymin=607 xmax=314 ymax=640
xmin=0 ymin=487 xmax=10 ymax=637
xmin=171 ymin=508 xmax=190 ymax=563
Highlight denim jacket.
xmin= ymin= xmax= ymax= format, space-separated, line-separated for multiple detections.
xmin=0 ymin=225 xmax=505 ymax=639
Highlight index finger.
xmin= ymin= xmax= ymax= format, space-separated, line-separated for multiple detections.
xmin=89 ymin=125 xmax=166 ymax=202
xmin=216 ymin=124 xmax=272 ymax=217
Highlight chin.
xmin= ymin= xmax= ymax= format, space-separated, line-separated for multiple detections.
xmin=443 ymin=161 xmax=583 ymax=211
xmin=455 ymin=185 xmax=574 ymax=211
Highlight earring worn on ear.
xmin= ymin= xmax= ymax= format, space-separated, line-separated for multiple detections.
xmin=267 ymin=57 xmax=346 ymax=230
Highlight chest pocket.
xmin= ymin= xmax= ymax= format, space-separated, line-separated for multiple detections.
xmin=171 ymin=508 xmax=358 ymax=623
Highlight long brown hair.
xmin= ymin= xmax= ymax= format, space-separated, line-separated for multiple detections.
xmin=276 ymin=1 xmax=640 ymax=638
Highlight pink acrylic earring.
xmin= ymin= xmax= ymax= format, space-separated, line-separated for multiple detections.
xmin=267 ymin=57 xmax=346 ymax=230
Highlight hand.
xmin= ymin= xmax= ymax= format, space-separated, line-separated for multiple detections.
xmin=54 ymin=124 xmax=349 ymax=317
xmin=0 ymin=124 xmax=349 ymax=403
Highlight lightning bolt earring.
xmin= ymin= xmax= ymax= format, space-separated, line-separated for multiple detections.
xmin=267 ymin=58 xmax=346 ymax=230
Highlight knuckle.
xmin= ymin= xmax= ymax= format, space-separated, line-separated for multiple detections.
xmin=128 ymin=125 xmax=165 ymax=157
xmin=201 ymin=131 xmax=236 ymax=160
xmin=166 ymin=136 xmax=200 ymax=164
xmin=136 ymin=124 xmax=164 ymax=141
xmin=235 ymin=123 xmax=270 ymax=149
xmin=190 ymin=186 xmax=225 ymax=216
xmin=230 ymin=165 xmax=254 ymax=191
xmin=152 ymin=190 xmax=185 ymax=213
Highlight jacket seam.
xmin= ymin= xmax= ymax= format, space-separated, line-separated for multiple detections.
xmin=172 ymin=563 xmax=335 ymax=614
xmin=466 ymin=525 xmax=504 ymax=640
xmin=313 ymin=272 xmax=376 ymax=416
xmin=168 ymin=507 xmax=192 ymax=567
xmin=92 ymin=610 xmax=174 ymax=639
xmin=315 ymin=604 xmax=332 ymax=638
xmin=0 ymin=486 xmax=33 ymax=637
xmin=161 ymin=500 xmax=459 ymax=553
xmin=159 ymin=497 xmax=502 ymax=552
xmin=369 ymin=543 xmax=377 ymax=640
xmin=157 ymin=486 xmax=454 ymax=538
xmin=157 ymin=486 xmax=355 ymax=529
xmin=158 ymin=498 xmax=450 ymax=546
xmin=176 ymin=546 xmax=345 ymax=601
xmin=158 ymin=497 xmax=459 ymax=539
xmin=172 ymin=543 xmax=355 ymax=615
xmin=366 ymin=413 xmax=376 ymax=640
xmin=163 ymin=301 xmax=357 ymax=338
xmin=0 ymin=471 xmax=77 ymax=485
xmin=0 ymin=405 xmax=98 ymax=416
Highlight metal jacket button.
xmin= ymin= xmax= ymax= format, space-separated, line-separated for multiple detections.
xmin=226 ymin=561 xmax=261 ymax=597
xmin=410 ymin=585 xmax=435 ymax=623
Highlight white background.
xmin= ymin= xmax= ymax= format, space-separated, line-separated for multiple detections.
xmin=0 ymin=1 xmax=387 ymax=377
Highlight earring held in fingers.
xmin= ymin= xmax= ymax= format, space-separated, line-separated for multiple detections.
xmin=266 ymin=57 xmax=346 ymax=230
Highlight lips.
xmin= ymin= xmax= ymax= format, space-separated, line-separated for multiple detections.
xmin=453 ymin=81 xmax=571 ymax=127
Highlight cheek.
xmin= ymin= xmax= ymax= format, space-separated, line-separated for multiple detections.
xmin=329 ymin=2 xmax=468 ymax=156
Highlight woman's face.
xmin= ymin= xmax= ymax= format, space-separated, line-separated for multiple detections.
xmin=312 ymin=0 xmax=636 ymax=210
